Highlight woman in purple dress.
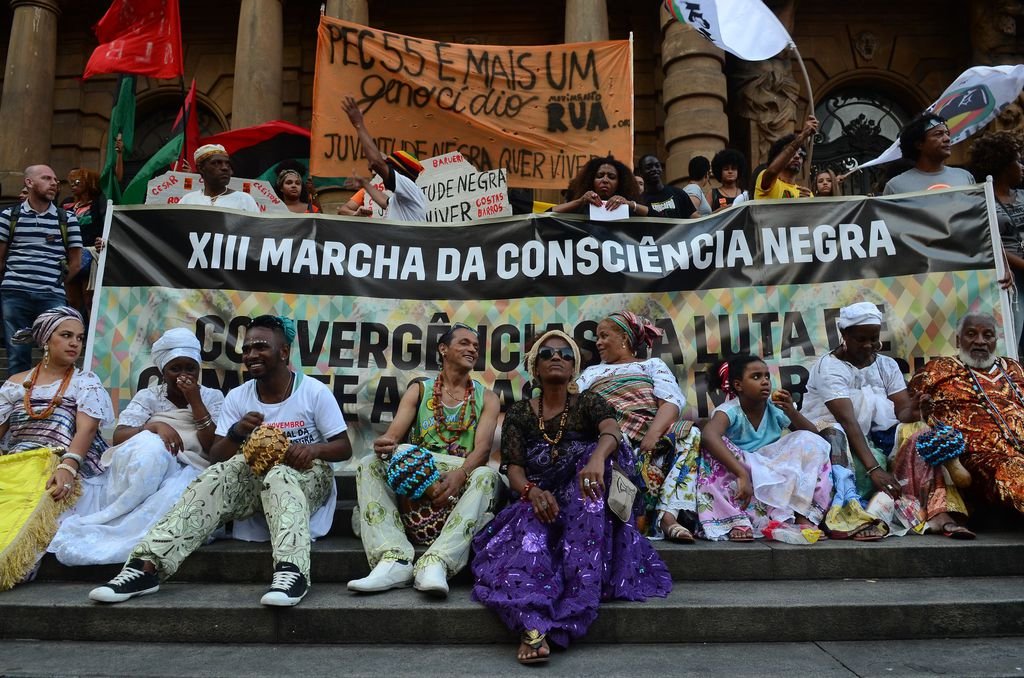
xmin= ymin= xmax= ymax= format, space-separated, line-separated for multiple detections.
xmin=471 ymin=330 xmax=672 ymax=664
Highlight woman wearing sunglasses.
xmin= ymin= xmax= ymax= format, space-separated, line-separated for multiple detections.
xmin=471 ymin=330 xmax=671 ymax=665
xmin=575 ymin=311 xmax=701 ymax=542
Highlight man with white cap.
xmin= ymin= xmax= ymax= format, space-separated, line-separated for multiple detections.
xmin=179 ymin=144 xmax=260 ymax=213
xmin=801 ymin=303 xmax=919 ymax=513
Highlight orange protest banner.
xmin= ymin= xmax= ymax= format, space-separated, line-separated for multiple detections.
xmin=311 ymin=16 xmax=634 ymax=190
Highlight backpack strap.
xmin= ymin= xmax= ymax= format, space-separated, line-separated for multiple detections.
xmin=6 ymin=205 xmax=68 ymax=252
xmin=2 ymin=206 xmax=17 ymax=272
xmin=6 ymin=205 xmax=18 ymax=242
xmin=56 ymin=206 xmax=69 ymax=252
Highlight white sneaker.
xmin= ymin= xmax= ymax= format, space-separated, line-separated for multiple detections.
xmin=347 ymin=559 xmax=413 ymax=593
xmin=413 ymin=562 xmax=449 ymax=598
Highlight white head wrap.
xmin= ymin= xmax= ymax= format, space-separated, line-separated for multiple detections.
xmin=194 ymin=143 xmax=227 ymax=166
xmin=152 ymin=328 xmax=202 ymax=372
xmin=837 ymin=302 xmax=884 ymax=331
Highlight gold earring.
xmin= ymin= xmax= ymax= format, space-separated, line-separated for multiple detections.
xmin=43 ymin=347 xmax=50 ymax=369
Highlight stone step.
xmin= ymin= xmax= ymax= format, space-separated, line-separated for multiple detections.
xmin=329 ymin=499 xmax=354 ymax=536
xmin=334 ymin=470 xmax=355 ymax=498
xmin=31 ymin=533 xmax=1024 ymax=585
xmin=2 ymin=577 xmax=1023 ymax=644
xmin=4 ymin=638 xmax=1024 ymax=677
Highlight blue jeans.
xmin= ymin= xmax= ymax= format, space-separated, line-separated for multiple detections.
xmin=2 ymin=289 xmax=67 ymax=378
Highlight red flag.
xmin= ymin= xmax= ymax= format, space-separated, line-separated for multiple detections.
xmin=83 ymin=0 xmax=184 ymax=79
xmin=171 ymin=79 xmax=200 ymax=171
xmin=199 ymin=121 xmax=313 ymax=178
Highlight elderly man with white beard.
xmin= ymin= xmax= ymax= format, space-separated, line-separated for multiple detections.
xmin=906 ymin=312 xmax=1024 ymax=517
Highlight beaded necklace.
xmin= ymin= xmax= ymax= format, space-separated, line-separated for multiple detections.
xmin=431 ymin=372 xmax=477 ymax=446
xmin=958 ymin=358 xmax=1024 ymax=449
xmin=538 ymin=391 xmax=571 ymax=460
xmin=22 ymin=363 xmax=75 ymax=420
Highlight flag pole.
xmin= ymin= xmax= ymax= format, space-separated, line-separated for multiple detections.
xmin=789 ymin=41 xmax=815 ymax=187
xmin=174 ymin=74 xmax=187 ymax=171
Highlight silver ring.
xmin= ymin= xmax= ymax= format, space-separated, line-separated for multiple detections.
xmin=584 ymin=478 xmax=592 ymax=486
xmin=539 ymin=501 xmax=548 ymax=509
xmin=448 ymin=496 xmax=457 ymax=504
xmin=62 ymin=483 xmax=72 ymax=489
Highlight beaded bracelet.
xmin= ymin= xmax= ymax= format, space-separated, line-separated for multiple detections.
xmin=520 ymin=482 xmax=537 ymax=501
xmin=56 ymin=462 xmax=78 ymax=477
xmin=61 ymin=451 xmax=85 ymax=466
xmin=916 ymin=424 xmax=965 ymax=466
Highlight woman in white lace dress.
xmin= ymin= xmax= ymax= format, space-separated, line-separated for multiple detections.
xmin=49 ymin=328 xmax=224 ymax=565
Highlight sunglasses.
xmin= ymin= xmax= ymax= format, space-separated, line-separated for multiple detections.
xmin=537 ymin=346 xmax=575 ymax=362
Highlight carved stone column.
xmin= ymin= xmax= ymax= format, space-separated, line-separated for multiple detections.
xmin=660 ymin=4 xmax=728 ymax=185
xmin=565 ymin=0 xmax=609 ymax=42
xmin=969 ymin=1 xmax=1024 ymax=140
xmin=231 ymin=0 xmax=283 ymax=129
xmin=325 ymin=0 xmax=368 ymax=23
xmin=0 ymin=0 xmax=60 ymax=196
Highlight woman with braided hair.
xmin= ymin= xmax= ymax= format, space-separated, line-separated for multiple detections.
xmin=576 ymin=311 xmax=701 ymax=542
xmin=697 ymin=354 xmax=832 ymax=542
xmin=273 ymin=168 xmax=321 ymax=214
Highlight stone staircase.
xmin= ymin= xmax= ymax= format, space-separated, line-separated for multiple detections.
xmin=2 ymin=473 xmax=1024 ymax=653
xmin=0 ymin=346 xmax=44 ymax=382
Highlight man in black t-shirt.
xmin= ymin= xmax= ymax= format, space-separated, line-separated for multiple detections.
xmin=637 ymin=154 xmax=697 ymax=219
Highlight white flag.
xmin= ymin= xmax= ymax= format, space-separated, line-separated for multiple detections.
xmin=857 ymin=64 xmax=1024 ymax=171
xmin=665 ymin=0 xmax=792 ymax=61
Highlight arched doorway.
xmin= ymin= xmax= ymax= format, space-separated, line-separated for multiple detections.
xmin=812 ymin=88 xmax=913 ymax=196
xmin=124 ymin=92 xmax=226 ymax=184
